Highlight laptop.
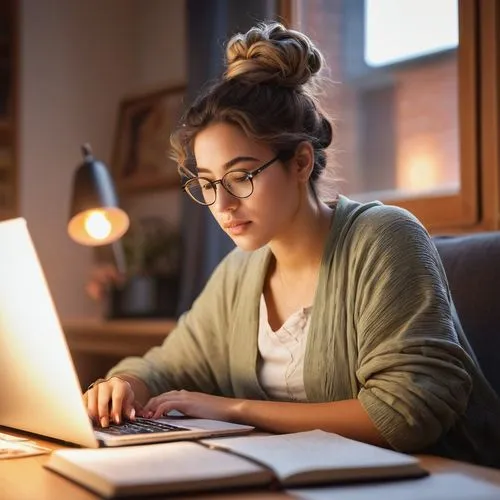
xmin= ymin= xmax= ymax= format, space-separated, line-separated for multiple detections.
xmin=0 ymin=217 xmax=253 ymax=448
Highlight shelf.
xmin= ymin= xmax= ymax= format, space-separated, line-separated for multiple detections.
xmin=62 ymin=318 xmax=177 ymax=357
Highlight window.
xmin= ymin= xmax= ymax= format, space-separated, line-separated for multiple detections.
xmin=283 ymin=0 xmax=486 ymax=232
xmin=364 ymin=0 xmax=458 ymax=67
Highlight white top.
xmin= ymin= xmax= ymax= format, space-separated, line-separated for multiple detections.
xmin=257 ymin=294 xmax=312 ymax=402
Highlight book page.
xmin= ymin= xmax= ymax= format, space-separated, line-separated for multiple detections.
xmin=202 ymin=430 xmax=419 ymax=482
xmin=288 ymin=472 xmax=500 ymax=499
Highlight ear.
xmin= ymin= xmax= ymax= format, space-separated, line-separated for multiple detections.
xmin=292 ymin=142 xmax=314 ymax=183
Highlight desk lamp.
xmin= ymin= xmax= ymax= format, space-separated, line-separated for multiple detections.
xmin=68 ymin=144 xmax=129 ymax=272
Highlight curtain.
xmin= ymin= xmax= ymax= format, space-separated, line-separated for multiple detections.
xmin=177 ymin=0 xmax=277 ymax=314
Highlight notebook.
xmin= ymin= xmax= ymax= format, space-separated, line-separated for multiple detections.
xmin=45 ymin=430 xmax=428 ymax=498
xmin=0 ymin=218 xmax=253 ymax=448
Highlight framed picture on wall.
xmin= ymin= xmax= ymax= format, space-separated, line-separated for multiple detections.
xmin=111 ymin=85 xmax=186 ymax=194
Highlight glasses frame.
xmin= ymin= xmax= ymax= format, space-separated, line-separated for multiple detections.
xmin=181 ymin=155 xmax=281 ymax=206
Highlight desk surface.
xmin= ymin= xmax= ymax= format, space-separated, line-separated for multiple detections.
xmin=2 ymin=429 xmax=500 ymax=500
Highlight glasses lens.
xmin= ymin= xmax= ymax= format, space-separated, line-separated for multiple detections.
xmin=223 ymin=170 xmax=253 ymax=198
xmin=185 ymin=178 xmax=216 ymax=205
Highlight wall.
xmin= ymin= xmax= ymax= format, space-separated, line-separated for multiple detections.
xmin=395 ymin=56 xmax=458 ymax=192
xmin=19 ymin=0 xmax=186 ymax=320
xmin=123 ymin=0 xmax=184 ymax=226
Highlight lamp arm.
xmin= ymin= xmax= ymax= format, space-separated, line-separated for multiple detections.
xmin=111 ymin=240 xmax=127 ymax=277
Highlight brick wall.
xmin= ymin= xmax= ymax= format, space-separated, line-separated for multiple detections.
xmin=296 ymin=0 xmax=459 ymax=197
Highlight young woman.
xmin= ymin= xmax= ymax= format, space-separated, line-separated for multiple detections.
xmin=84 ymin=22 xmax=500 ymax=467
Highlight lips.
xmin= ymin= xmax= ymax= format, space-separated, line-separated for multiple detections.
xmin=223 ymin=220 xmax=249 ymax=229
xmin=223 ymin=220 xmax=251 ymax=236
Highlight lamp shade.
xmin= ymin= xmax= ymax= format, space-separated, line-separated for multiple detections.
xmin=68 ymin=144 xmax=129 ymax=246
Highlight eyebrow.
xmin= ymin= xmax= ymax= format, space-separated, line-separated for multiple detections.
xmin=196 ymin=156 xmax=259 ymax=175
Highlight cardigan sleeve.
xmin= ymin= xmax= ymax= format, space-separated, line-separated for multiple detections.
xmin=106 ymin=249 xmax=242 ymax=397
xmin=352 ymin=206 xmax=474 ymax=452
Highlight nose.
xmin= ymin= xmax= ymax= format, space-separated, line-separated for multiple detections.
xmin=213 ymin=184 xmax=238 ymax=213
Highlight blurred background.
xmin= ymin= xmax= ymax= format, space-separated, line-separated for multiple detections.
xmin=0 ymin=0 xmax=497 ymax=331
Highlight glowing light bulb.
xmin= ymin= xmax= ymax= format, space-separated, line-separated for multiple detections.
xmin=84 ymin=210 xmax=112 ymax=241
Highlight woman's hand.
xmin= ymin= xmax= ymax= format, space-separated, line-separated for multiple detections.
xmin=141 ymin=390 xmax=242 ymax=422
xmin=83 ymin=376 xmax=144 ymax=428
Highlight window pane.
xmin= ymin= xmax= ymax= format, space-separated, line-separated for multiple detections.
xmin=365 ymin=0 xmax=458 ymax=67
xmin=293 ymin=0 xmax=460 ymax=201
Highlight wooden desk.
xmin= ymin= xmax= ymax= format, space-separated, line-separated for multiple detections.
xmin=2 ymin=430 xmax=500 ymax=500
xmin=62 ymin=319 xmax=176 ymax=390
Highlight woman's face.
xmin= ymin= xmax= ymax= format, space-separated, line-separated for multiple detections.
xmin=193 ymin=122 xmax=305 ymax=251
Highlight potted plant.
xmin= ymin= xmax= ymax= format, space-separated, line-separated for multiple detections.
xmin=87 ymin=216 xmax=181 ymax=319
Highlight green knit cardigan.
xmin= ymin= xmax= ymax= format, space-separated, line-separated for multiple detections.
xmin=109 ymin=195 xmax=500 ymax=467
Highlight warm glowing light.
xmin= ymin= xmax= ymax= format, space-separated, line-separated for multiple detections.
xmin=68 ymin=207 xmax=129 ymax=246
xmin=399 ymin=152 xmax=439 ymax=192
xmin=83 ymin=210 xmax=112 ymax=240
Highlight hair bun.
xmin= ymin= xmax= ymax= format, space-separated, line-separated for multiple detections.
xmin=225 ymin=22 xmax=324 ymax=88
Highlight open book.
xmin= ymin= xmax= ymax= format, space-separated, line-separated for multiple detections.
xmin=45 ymin=430 xmax=427 ymax=498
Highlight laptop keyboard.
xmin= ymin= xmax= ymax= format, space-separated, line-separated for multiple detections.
xmin=96 ymin=417 xmax=190 ymax=436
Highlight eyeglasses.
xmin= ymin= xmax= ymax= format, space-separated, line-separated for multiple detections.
xmin=181 ymin=155 xmax=281 ymax=206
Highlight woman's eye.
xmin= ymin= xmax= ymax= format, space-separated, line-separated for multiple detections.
xmin=233 ymin=173 xmax=249 ymax=183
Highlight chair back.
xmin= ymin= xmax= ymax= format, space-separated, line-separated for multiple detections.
xmin=433 ymin=232 xmax=500 ymax=396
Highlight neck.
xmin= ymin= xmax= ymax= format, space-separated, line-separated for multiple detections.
xmin=269 ymin=195 xmax=335 ymax=277
xmin=264 ymin=194 xmax=336 ymax=325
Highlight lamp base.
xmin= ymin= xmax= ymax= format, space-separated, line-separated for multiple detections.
xmin=106 ymin=275 xmax=179 ymax=319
